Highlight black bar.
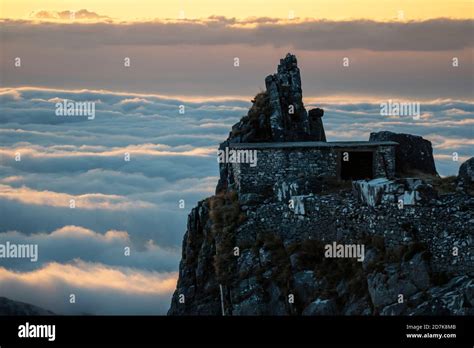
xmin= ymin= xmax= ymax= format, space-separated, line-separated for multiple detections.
xmin=0 ymin=316 xmax=472 ymax=346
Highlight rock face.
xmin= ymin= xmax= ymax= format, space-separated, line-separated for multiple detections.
xmin=0 ymin=297 xmax=54 ymax=315
xmin=168 ymin=188 xmax=473 ymax=316
xmin=369 ymin=131 xmax=438 ymax=176
xmin=264 ymin=53 xmax=310 ymax=142
xmin=168 ymin=201 xmax=222 ymax=315
xmin=457 ymin=157 xmax=474 ymax=192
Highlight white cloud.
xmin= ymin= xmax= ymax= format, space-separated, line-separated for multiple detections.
xmin=0 ymin=225 xmax=181 ymax=272
xmin=0 ymin=260 xmax=177 ymax=314
xmin=0 ymin=184 xmax=156 ymax=210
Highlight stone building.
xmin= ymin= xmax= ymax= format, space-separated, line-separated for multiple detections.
xmin=228 ymin=141 xmax=397 ymax=194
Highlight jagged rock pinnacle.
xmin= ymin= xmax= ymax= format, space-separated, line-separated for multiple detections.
xmin=226 ymin=53 xmax=326 ymax=144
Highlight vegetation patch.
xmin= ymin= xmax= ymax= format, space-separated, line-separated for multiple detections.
xmin=289 ymin=239 xmax=368 ymax=308
xmin=429 ymin=176 xmax=457 ymax=194
xmin=321 ymin=177 xmax=353 ymax=193
xmin=231 ymin=91 xmax=273 ymax=141
xmin=208 ymin=191 xmax=246 ymax=285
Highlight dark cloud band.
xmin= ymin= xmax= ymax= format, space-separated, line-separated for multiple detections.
xmin=2 ymin=18 xmax=473 ymax=51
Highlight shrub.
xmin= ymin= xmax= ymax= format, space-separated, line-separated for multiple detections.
xmin=231 ymin=91 xmax=272 ymax=141
xmin=321 ymin=177 xmax=353 ymax=193
xmin=430 ymin=176 xmax=457 ymax=194
xmin=209 ymin=191 xmax=243 ymax=285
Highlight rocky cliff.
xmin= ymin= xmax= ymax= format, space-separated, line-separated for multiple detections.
xmin=168 ymin=54 xmax=473 ymax=316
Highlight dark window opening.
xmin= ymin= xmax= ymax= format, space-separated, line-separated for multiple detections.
xmin=340 ymin=151 xmax=373 ymax=180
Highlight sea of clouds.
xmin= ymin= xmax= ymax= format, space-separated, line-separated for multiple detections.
xmin=0 ymin=87 xmax=472 ymax=314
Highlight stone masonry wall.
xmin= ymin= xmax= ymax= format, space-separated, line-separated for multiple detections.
xmin=235 ymin=192 xmax=473 ymax=276
xmin=374 ymin=145 xmax=396 ymax=178
xmin=231 ymin=147 xmax=336 ymax=194
xmin=230 ymin=143 xmax=396 ymax=194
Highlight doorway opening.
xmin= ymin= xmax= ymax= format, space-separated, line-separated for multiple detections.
xmin=340 ymin=151 xmax=374 ymax=180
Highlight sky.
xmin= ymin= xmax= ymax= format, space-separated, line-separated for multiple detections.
xmin=2 ymin=0 xmax=472 ymax=21
xmin=0 ymin=0 xmax=473 ymax=314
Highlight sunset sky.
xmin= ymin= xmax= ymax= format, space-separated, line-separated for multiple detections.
xmin=1 ymin=1 xmax=472 ymax=99
xmin=0 ymin=0 xmax=473 ymax=314
xmin=2 ymin=0 xmax=472 ymax=21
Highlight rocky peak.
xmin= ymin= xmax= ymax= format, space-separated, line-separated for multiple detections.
xmin=265 ymin=53 xmax=310 ymax=141
xmin=226 ymin=53 xmax=326 ymax=144
xmin=457 ymin=157 xmax=474 ymax=193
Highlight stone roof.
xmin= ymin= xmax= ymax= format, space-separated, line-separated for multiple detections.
xmin=229 ymin=141 xmax=398 ymax=149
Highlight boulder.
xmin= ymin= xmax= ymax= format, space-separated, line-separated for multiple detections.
xmin=457 ymin=157 xmax=474 ymax=191
xmin=367 ymin=265 xmax=420 ymax=308
xmin=408 ymin=276 xmax=472 ymax=315
xmin=353 ymin=177 xmax=437 ymax=207
xmin=380 ymin=302 xmax=407 ymax=315
xmin=343 ymin=296 xmax=372 ymax=315
xmin=232 ymin=293 xmax=266 ymax=315
xmin=402 ymin=252 xmax=431 ymax=291
xmin=369 ymin=131 xmax=438 ymax=176
xmin=308 ymin=108 xmax=326 ymax=141
xmin=302 ymin=298 xmax=338 ymax=315
xmin=362 ymin=248 xmax=379 ymax=271
xmin=293 ymin=271 xmax=320 ymax=304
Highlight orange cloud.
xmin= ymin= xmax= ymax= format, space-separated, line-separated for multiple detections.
xmin=0 ymin=143 xmax=215 ymax=159
xmin=30 ymin=9 xmax=111 ymax=22
xmin=0 ymin=184 xmax=155 ymax=210
xmin=49 ymin=225 xmax=129 ymax=241
xmin=0 ymin=260 xmax=177 ymax=295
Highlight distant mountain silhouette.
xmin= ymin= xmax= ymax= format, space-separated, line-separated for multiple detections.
xmin=0 ymin=297 xmax=55 ymax=315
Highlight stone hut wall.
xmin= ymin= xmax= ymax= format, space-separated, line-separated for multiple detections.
xmin=229 ymin=142 xmax=397 ymax=194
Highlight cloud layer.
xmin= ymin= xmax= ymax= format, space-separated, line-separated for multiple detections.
xmin=3 ymin=17 xmax=472 ymax=51
xmin=0 ymin=85 xmax=472 ymax=314
xmin=0 ymin=260 xmax=177 ymax=315
xmin=0 ymin=225 xmax=180 ymax=272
